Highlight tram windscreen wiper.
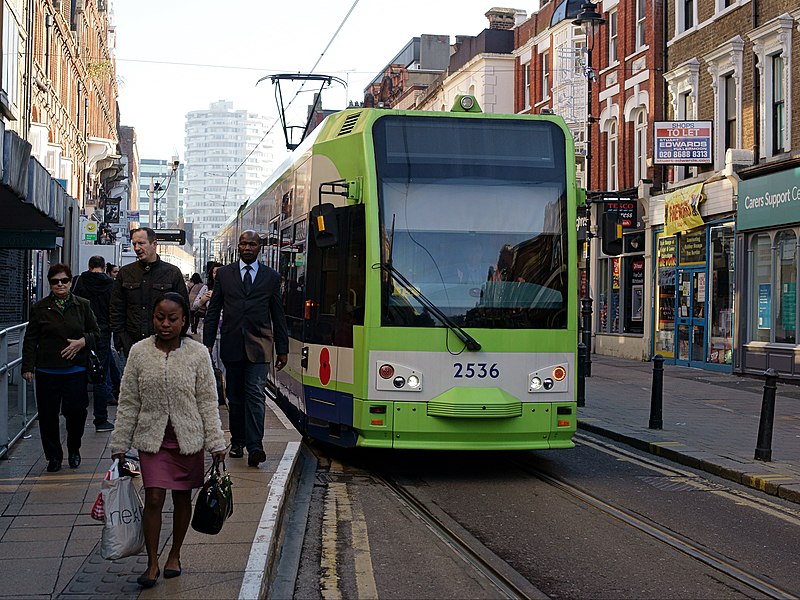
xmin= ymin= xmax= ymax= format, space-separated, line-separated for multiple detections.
xmin=381 ymin=261 xmax=481 ymax=352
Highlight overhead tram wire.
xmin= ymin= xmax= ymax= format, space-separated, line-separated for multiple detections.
xmin=220 ymin=0 xmax=361 ymax=210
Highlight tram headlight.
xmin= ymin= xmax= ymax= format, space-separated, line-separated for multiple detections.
xmin=530 ymin=376 xmax=543 ymax=390
xmin=407 ymin=375 xmax=420 ymax=388
xmin=543 ymin=378 xmax=554 ymax=390
xmin=459 ymin=95 xmax=475 ymax=110
xmin=393 ymin=376 xmax=406 ymax=389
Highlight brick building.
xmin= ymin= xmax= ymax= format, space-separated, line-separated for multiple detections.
xmin=648 ymin=1 xmax=800 ymax=379
xmin=0 ymin=0 xmax=121 ymax=324
xmin=515 ymin=0 xmax=665 ymax=363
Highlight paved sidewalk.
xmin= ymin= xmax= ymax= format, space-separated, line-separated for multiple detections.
xmin=579 ymin=354 xmax=800 ymax=503
xmin=0 ymin=400 xmax=301 ymax=599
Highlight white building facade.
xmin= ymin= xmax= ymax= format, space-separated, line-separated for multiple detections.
xmin=184 ymin=100 xmax=276 ymax=267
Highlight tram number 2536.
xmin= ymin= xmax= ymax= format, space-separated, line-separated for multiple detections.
xmin=453 ymin=362 xmax=500 ymax=379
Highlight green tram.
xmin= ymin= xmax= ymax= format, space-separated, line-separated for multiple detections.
xmin=215 ymin=97 xmax=579 ymax=450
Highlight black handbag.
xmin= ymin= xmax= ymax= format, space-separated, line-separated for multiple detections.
xmin=88 ymin=348 xmax=105 ymax=384
xmin=191 ymin=456 xmax=233 ymax=535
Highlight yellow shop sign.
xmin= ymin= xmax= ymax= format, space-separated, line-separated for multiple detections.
xmin=664 ymin=183 xmax=704 ymax=235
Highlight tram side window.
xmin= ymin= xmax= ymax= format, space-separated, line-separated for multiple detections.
xmin=344 ymin=206 xmax=366 ymax=326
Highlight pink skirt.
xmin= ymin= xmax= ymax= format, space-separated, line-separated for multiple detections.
xmin=139 ymin=421 xmax=204 ymax=490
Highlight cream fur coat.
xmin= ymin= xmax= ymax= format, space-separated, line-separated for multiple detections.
xmin=110 ymin=336 xmax=226 ymax=455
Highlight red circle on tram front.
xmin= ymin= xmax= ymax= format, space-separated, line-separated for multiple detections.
xmin=319 ymin=348 xmax=331 ymax=386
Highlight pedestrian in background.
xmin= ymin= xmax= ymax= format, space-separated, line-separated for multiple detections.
xmin=110 ymin=227 xmax=189 ymax=357
xmin=21 ymin=263 xmax=99 ymax=472
xmin=110 ymin=292 xmax=226 ymax=588
xmin=104 ymin=263 xmax=122 ymax=400
xmin=203 ymin=231 xmax=288 ymax=468
xmin=187 ymin=272 xmax=203 ymax=334
xmin=191 ymin=262 xmax=221 ymax=333
xmin=73 ymin=255 xmax=115 ymax=432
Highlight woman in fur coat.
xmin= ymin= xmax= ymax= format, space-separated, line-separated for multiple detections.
xmin=110 ymin=292 xmax=226 ymax=588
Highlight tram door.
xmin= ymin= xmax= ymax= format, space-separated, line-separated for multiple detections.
xmin=675 ymin=267 xmax=707 ymax=367
xmin=302 ymin=205 xmax=365 ymax=440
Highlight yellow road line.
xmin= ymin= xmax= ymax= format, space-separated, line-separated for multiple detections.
xmin=321 ymin=483 xmax=342 ymax=600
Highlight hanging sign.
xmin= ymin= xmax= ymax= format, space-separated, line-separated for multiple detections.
xmin=664 ymin=183 xmax=704 ymax=235
xmin=654 ymin=121 xmax=713 ymax=165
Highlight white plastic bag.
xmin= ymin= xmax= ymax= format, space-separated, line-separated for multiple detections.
xmin=100 ymin=460 xmax=144 ymax=560
xmin=91 ymin=459 xmax=120 ymax=521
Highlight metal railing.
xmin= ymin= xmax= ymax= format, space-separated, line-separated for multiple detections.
xmin=0 ymin=322 xmax=35 ymax=459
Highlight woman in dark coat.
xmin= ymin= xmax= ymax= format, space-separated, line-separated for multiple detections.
xmin=22 ymin=263 xmax=100 ymax=472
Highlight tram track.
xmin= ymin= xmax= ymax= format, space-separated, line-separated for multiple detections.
xmin=373 ymin=472 xmax=548 ymax=600
xmin=510 ymin=453 xmax=800 ymax=600
xmin=307 ymin=438 xmax=800 ymax=599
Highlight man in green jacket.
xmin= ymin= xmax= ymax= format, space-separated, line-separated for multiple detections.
xmin=110 ymin=227 xmax=190 ymax=357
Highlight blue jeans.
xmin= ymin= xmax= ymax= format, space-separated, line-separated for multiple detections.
xmin=223 ymin=360 xmax=268 ymax=453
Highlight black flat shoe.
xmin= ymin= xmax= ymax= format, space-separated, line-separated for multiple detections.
xmin=68 ymin=453 xmax=81 ymax=468
xmin=46 ymin=459 xmax=61 ymax=472
xmin=136 ymin=568 xmax=160 ymax=588
xmin=163 ymin=561 xmax=182 ymax=579
xmin=248 ymin=448 xmax=266 ymax=467
xmin=229 ymin=445 xmax=244 ymax=458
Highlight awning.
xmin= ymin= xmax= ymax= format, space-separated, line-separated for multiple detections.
xmin=0 ymin=128 xmax=78 ymax=249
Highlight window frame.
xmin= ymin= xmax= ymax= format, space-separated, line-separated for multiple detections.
xmin=541 ymin=49 xmax=550 ymax=102
xmin=635 ymin=0 xmax=646 ymax=50
xmin=747 ymin=229 xmax=800 ymax=344
xmin=704 ymin=36 xmax=744 ymax=169
xmin=633 ymin=109 xmax=648 ymax=184
xmin=608 ymin=9 xmax=618 ymax=65
xmin=747 ymin=15 xmax=793 ymax=159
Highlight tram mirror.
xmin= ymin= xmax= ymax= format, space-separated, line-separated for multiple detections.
xmin=311 ymin=203 xmax=339 ymax=248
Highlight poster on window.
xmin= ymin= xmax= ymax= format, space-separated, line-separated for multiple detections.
xmin=631 ymin=285 xmax=644 ymax=322
xmin=758 ymin=284 xmax=771 ymax=329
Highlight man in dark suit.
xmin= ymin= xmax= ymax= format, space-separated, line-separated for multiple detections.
xmin=203 ymin=230 xmax=289 ymax=467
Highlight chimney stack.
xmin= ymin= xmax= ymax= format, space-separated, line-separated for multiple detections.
xmin=485 ymin=7 xmax=519 ymax=30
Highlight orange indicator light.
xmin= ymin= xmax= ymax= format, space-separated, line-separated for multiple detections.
xmin=371 ymin=419 xmax=384 ymax=426
xmin=552 ymin=366 xmax=567 ymax=381
xmin=557 ymin=419 xmax=570 ymax=427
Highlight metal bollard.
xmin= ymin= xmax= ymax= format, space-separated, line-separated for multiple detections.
xmin=580 ymin=298 xmax=593 ymax=377
xmin=577 ymin=342 xmax=586 ymax=407
xmin=648 ymin=354 xmax=664 ymax=430
xmin=754 ymin=368 xmax=778 ymax=462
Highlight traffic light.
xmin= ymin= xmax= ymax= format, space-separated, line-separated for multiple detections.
xmin=601 ymin=212 xmax=624 ymax=256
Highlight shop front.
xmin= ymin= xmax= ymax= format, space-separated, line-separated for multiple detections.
xmin=593 ymin=198 xmax=646 ymax=360
xmin=736 ymin=167 xmax=800 ymax=380
xmin=652 ymin=182 xmax=735 ymax=371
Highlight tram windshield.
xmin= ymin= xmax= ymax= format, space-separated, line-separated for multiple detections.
xmin=374 ymin=116 xmax=569 ymax=329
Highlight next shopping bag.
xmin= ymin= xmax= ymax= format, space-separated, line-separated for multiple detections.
xmin=99 ymin=459 xmax=145 ymax=560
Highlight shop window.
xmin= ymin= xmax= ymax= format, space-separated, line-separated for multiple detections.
xmin=655 ymin=234 xmax=677 ymax=357
xmin=775 ymin=230 xmax=796 ymax=344
xmin=708 ymin=224 xmax=734 ymax=364
xmin=597 ymin=233 xmax=645 ymax=335
xmin=748 ymin=234 xmax=772 ymax=343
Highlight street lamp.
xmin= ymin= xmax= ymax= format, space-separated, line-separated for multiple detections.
xmin=573 ymin=1 xmax=605 ymax=378
xmin=199 ymin=232 xmax=208 ymax=275
xmin=151 ymin=158 xmax=180 ymax=229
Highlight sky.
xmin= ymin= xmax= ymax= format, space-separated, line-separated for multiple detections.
xmin=113 ymin=0 xmax=536 ymax=162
